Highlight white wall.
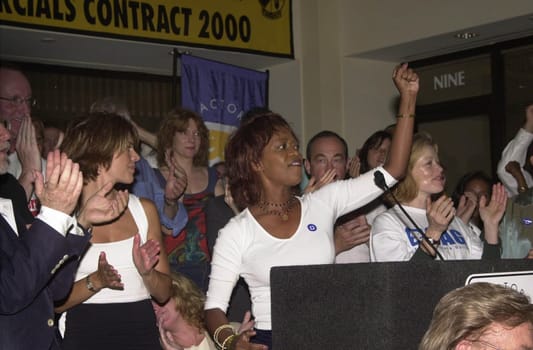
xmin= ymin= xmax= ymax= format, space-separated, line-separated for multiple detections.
xmin=341 ymin=0 xmax=533 ymax=55
xmin=268 ymin=60 xmax=303 ymax=140
xmin=342 ymin=58 xmax=398 ymax=153
xmin=267 ymin=0 xmax=533 ymax=155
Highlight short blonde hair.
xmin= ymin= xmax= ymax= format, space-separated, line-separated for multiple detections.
xmin=419 ymin=282 xmax=533 ymax=350
xmin=169 ymin=273 xmax=206 ymax=331
xmin=391 ymin=132 xmax=438 ymax=203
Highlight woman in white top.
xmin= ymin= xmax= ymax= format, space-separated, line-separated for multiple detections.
xmin=370 ymin=132 xmax=507 ymax=262
xmin=205 ymin=63 xmax=419 ymax=350
xmin=56 ymin=113 xmax=172 ymax=349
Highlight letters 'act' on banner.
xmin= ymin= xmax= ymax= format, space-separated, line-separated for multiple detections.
xmin=180 ymin=54 xmax=268 ymax=164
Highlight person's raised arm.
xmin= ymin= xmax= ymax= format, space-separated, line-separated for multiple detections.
xmin=132 ymin=120 xmax=157 ymax=149
xmin=523 ymin=104 xmax=533 ymax=134
xmin=497 ymin=104 xmax=533 ymax=196
xmin=161 ymin=150 xmax=187 ymax=235
xmin=383 ymin=63 xmax=419 ymax=179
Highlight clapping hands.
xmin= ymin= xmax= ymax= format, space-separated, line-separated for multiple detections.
xmin=303 ymin=168 xmax=336 ymax=194
xmin=425 ymin=195 xmax=455 ymax=240
xmin=334 ymin=215 xmax=370 ymax=254
xmin=164 ymin=149 xmax=187 ymax=204
xmin=94 ymin=252 xmax=123 ymax=291
xmin=34 ymin=150 xmax=83 ymax=215
xmin=456 ymin=191 xmax=478 ymax=225
xmin=347 ymin=154 xmax=361 ymax=178
xmin=77 ymin=182 xmax=129 ymax=229
xmin=132 ymin=234 xmax=161 ymax=277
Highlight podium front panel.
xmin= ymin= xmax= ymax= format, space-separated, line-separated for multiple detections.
xmin=271 ymin=260 xmax=533 ymax=350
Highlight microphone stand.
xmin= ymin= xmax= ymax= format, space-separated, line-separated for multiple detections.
xmin=374 ymin=171 xmax=445 ymax=261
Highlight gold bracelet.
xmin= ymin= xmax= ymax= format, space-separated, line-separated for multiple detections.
xmin=396 ymin=114 xmax=415 ymax=118
xmin=213 ymin=324 xmax=234 ymax=348
xmin=221 ymin=334 xmax=237 ymax=350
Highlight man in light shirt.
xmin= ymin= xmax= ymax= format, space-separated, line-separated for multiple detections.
xmin=0 ymin=65 xmax=45 ymax=215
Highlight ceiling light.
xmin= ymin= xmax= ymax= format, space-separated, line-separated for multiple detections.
xmin=168 ymin=49 xmax=191 ymax=56
xmin=454 ymin=32 xmax=479 ymax=40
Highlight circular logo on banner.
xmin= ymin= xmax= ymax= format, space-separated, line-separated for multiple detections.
xmin=259 ymin=0 xmax=286 ymax=19
xmin=307 ymin=224 xmax=317 ymax=232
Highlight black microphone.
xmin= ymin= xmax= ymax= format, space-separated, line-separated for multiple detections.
xmin=373 ymin=170 xmax=445 ymax=261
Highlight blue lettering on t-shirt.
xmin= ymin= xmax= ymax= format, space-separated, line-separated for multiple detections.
xmin=440 ymin=232 xmax=454 ymax=245
xmin=449 ymin=229 xmax=466 ymax=244
xmin=405 ymin=227 xmax=422 ymax=246
xmin=405 ymin=226 xmax=468 ymax=247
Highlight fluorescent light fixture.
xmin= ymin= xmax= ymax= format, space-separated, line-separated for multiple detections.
xmin=454 ymin=32 xmax=479 ymax=40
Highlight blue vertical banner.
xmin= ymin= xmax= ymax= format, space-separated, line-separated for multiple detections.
xmin=180 ymin=54 xmax=268 ymax=164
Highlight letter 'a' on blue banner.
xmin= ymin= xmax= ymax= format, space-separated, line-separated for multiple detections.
xmin=180 ymin=54 xmax=268 ymax=165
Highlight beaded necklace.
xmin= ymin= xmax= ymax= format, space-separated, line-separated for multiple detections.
xmin=258 ymin=196 xmax=297 ymax=221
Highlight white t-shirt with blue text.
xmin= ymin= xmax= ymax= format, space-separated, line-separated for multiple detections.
xmin=370 ymin=204 xmax=483 ymax=261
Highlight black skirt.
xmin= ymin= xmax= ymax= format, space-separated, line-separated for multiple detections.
xmin=62 ymin=299 xmax=160 ymax=350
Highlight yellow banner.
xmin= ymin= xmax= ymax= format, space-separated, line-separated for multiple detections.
xmin=0 ymin=0 xmax=293 ymax=57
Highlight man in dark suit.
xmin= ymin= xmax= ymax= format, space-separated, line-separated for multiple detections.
xmin=0 ymin=120 xmax=128 ymax=349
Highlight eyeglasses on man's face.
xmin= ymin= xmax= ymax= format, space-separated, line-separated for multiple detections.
xmin=0 ymin=96 xmax=37 ymax=108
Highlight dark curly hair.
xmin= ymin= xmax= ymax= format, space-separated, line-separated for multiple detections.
xmin=225 ymin=112 xmax=298 ymax=208
xmin=451 ymin=171 xmax=494 ymax=208
xmin=359 ymin=130 xmax=392 ymax=174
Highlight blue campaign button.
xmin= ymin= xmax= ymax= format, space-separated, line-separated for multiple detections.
xmin=522 ymin=217 xmax=532 ymax=225
xmin=307 ymin=224 xmax=317 ymax=231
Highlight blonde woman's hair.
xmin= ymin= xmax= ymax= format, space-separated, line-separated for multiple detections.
xmin=391 ymin=132 xmax=438 ymax=203
xmin=169 ymin=273 xmax=206 ymax=331
xmin=419 ymin=282 xmax=533 ymax=350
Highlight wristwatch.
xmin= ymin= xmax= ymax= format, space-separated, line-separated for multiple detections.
xmin=85 ymin=274 xmax=99 ymax=293
xmin=427 ymin=237 xmax=440 ymax=246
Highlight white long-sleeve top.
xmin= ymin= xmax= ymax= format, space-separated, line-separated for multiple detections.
xmin=370 ymin=205 xmax=484 ymax=262
xmin=205 ymin=167 xmax=396 ymax=330
xmin=497 ymin=128 xmax=533 ymax=197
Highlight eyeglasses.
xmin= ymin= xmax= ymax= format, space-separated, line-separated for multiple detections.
xmin=0 ymin=96 xmax=37 ymax=107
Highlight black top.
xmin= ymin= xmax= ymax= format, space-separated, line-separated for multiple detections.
xmin=0 ymin=173 xmax=33 ymax=231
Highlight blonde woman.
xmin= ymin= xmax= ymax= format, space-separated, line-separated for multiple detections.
xmin=153 ymin=273 xmax=253 ymax=350
xmin=370 ymin=132 xmax=507 ymax=261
